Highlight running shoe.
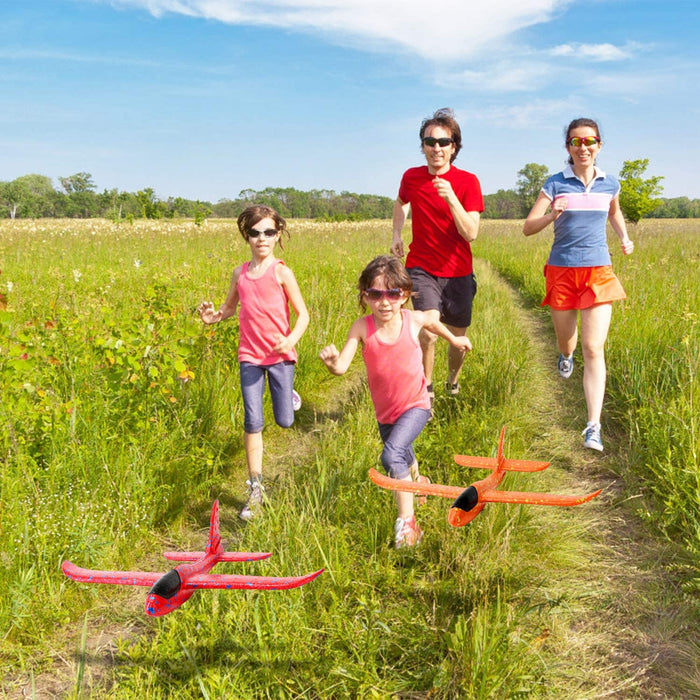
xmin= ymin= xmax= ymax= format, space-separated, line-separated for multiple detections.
xmin=240 ymin=478 xmax=265 ymax=521
xmin=394 ymin=514 xmax=423 ymax=549
xmin=558 ymin=354 xmax=574 ymax=379
xmin=582 ymin=422 xmax=604 ymax=452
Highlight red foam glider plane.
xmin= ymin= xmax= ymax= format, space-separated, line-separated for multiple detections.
xmin=62 ymin=500 xmax=323 ymax=616
xmin=369 ymin=426 xmax=601 ymax=527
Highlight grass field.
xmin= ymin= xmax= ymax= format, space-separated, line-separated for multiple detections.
xmin=1 ymin=217 xmax=698 ymax=698
xmin=475 ymin=219 xmax=700 ymax=560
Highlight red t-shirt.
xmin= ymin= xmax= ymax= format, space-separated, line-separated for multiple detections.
xmin=398 ymin=165 xmax=483 ymax=277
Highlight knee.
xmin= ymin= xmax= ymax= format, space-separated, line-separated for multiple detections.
xmin=244 ymin=420 xmax=264 ymax=433
xmin=380 ymin=443 xmax=409 ymax=479
xmin=276 ymin=416 xmax=294 ymax=429
xmin=581 ymin=340 xmax=605 ymax=362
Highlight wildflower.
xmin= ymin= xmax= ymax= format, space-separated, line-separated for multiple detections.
xmin=178 ymin=368 xmax=195 ymax=382
xmin=72 ymin=269 xmax=82 ymax=283
xmin=134 ymin=259 xmax=142 ymax=268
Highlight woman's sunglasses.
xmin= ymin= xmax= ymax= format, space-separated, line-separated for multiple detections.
xmin=247 ymin=228 xmax=278 ymax=239
xmin=566 ymin=136 xmax=600 ymax=147
xmin=363 ymin=288 xmax=405 ymax=301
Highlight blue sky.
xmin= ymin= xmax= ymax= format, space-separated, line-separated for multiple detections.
xmin=1 ymin=0 xmax=697 ymax=202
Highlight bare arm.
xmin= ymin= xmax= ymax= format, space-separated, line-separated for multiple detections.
xmin=198 ymin=267 xmax=241 ymax=324
xmin=523 ymin=192 xmax=566 ymax=237
xmin=608 ymin=195 xmax=634 ymax=255
xmin=391 ymin=198 xmax=410 ymax=257
xmin=319 ymin=319 xmax=364 ymax=375
xmin=433 ymin=176 xmax=480 ymax=242
xmin=273 ymin=265 xmax=310 ymax=355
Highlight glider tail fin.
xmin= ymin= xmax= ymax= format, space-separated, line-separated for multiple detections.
xmin=496 ymin=425 xmax=507 ymax=473
xmin=205 ymin=500 xmax=224 ymax=557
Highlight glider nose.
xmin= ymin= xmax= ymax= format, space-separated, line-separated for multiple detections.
xmin=145 ymin=593 xmax=171 ymax=617
xmin=145 ymin=568 xmax=183 ymax=616
xmin=448 ymin=486 xmax=481 ymax=528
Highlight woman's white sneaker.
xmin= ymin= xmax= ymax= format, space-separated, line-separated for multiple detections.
xmin=582 ymin=422 xmax=603 ymax=451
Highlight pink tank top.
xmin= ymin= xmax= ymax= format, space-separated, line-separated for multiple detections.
xmin=237 ymin=260 xmax=297 ymax=365
xmin=362 ymin=309 xmax=430 ymax=424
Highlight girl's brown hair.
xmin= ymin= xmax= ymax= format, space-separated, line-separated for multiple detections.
xmin=357 ymin=255 xmax=413 ymax=310
xmin=237 ymin=205 xmax=289 ymax=248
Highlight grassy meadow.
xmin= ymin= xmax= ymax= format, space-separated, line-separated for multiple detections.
xmin=475 ymin=219 xmax=700 ymax=559
xmin=0 ymin=217 xmax=698 ymax=698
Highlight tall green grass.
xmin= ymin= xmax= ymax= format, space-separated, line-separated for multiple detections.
xmin=475 ymin=219 xmax=700 ymax=565
xmin=1 ymin=218 xmax=696 ymax=697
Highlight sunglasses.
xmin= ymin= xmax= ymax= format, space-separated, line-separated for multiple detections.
xmin=247 ymin=228 xmax=278 ymax=239
xmin=567 ymin=136 xmax=600 ymax=147
xmin=422 ymin=137 xmax=454 ymax=148
xmin=364 ymin=288 xmax=406 ymax=301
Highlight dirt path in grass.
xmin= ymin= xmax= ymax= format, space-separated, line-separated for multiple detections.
xmin=489 ymin=261 xmax=700 ymax=699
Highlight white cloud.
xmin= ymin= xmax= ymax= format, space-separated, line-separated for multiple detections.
xmin=438 ymin=61 xmax=553 ymax=92
xmin=549 ymin=42 xmax=634 ymax=61
xmin=584 ymin=71 xmax=662 ymax=97
xmin=461 ymin=97 xmax=581 ymax=129
xmin=104 ymin=0 xmax=570 ymax=61
xmin=433 ymin=40 xmax=656 ymax=96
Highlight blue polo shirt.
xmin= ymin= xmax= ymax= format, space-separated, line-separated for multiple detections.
xmin=541 ymin=166 xmax=620 ymax=267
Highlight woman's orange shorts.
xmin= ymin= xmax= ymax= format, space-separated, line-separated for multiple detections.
xmin=542 ymin=264 xmax=626 ymax=310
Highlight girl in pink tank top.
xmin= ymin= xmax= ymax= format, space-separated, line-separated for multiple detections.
xmin=198 ymin=205 xmax=309 ymax=521
xmin=320 ymin=255 xmax=471 ymax=549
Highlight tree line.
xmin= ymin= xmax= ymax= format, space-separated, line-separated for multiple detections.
xmin=0 ymin=160 xmax=684 ymax=223
xmin=0 ymin=174 xmax=393 ymax=223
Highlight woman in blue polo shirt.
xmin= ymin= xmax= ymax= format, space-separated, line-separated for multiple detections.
xmin=523 ymin=117 xmax=634 ymax=452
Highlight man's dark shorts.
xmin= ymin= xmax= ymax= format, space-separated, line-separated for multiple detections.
xmin=408 ymin=267 xmax=477 ymax=328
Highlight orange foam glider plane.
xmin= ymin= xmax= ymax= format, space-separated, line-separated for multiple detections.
xmin=369 ymin=426 xmax=601 ymax=527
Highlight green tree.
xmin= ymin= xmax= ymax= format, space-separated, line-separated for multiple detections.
xmin=0 ymin=174 xmax=56 ymax=218
xmin=618 ymin=159 xmax=664 ymax=224
xmin=211 ymin=198 xmax=239 ymax=218
xmin=135 ymin=188 xmax=165 ymax=219
xmin=60 ymin=172 xmax=98 ymax=218
xmin=0 ymin=180 xmax=22 ymax=218
xmin=651 ymin=196 xmax=700 ymax=219
xmin=192 ymin=200 xmax=212 ymax=226
xmin=517 ymin=163 xmax=549 ymax=214
xmin=59 ymin=172 xmax=95 ymax=194
xmin=483 ymin=189 xmax=523 ymax=219
xmin=98 ymin=188 xmax=134 ymax=221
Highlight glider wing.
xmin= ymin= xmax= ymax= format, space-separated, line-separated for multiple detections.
xmin=453 ymin=455 xmax=550 ymax=472
xmin=369 ymin=468 xmax=463 ymax=499
xmin=184 ymin=568 xmax=324 ymax=590
xmin=61 ymin=561 xmax=160 ymax=587
xmin=480 ymin=488 xmax=602 ymax=506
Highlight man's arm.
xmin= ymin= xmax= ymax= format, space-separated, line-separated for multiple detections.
xmin=391 ymin=198 xmax=410 ymax=257
xmin=433 ymin=177 xmax=480 ymax=242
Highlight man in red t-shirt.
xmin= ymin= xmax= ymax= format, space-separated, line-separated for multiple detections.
xmin=391 ymin=108 xmax=484 ymax=401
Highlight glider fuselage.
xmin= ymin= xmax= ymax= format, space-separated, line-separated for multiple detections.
xmin=145 ymin=551 xmax=218 ymax=616
xmin=447 ymin=459 xmax=506 ymax=526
